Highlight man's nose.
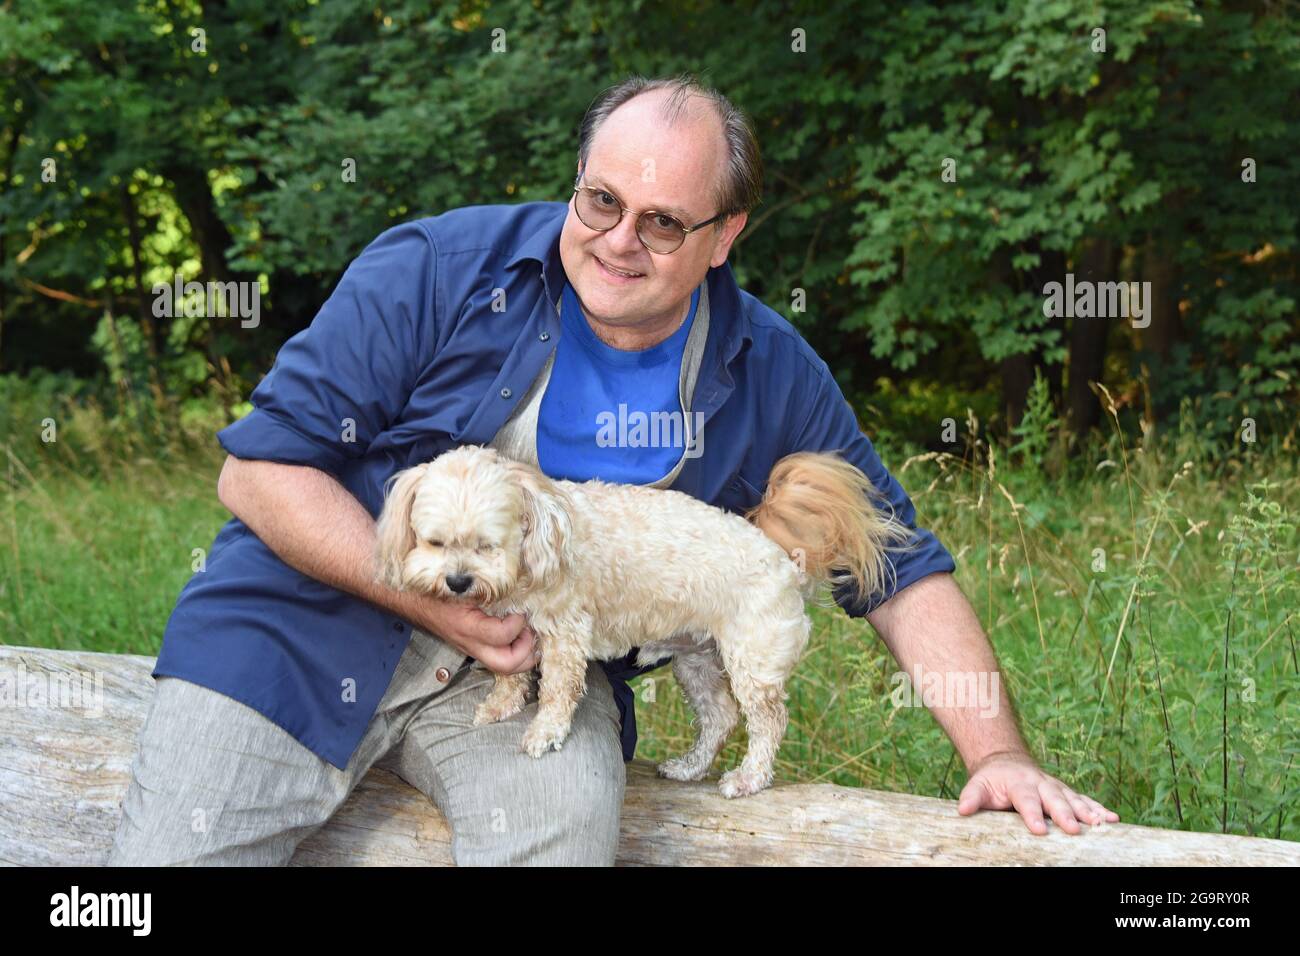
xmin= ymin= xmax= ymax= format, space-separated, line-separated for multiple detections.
xmin=605 ymin=212 xmax=644 ymax=254
xmin=445 ymin=573 xmax=473 ymax=594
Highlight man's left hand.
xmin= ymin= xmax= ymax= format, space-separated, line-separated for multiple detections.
xmin=957 ymin=751 xmax=1121 ymax=835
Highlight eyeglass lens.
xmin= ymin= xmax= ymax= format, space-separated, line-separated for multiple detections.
xmin=576 ymin=188 xmax=686 ymax=252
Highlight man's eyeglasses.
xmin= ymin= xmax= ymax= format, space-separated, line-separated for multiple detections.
xmin=571 ymin=180 xmax=728 ymax=254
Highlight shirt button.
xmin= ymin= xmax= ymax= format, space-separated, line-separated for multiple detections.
xmin=435 ymin=666 xmax=452 ymax=683
xmin=500 ymin=387 xmax=512 ymax=399
xmin=539 ymin=332 xmax=550 ymax=342
xmin=392 ymin=622 xmax=405 ymax=632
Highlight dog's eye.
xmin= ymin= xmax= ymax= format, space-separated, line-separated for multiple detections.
xmin=428 ymin=539 xmax=444 ymax=548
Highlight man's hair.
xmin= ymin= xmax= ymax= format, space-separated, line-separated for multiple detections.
xmin=576 ymin=72 xmax=763 ymax=227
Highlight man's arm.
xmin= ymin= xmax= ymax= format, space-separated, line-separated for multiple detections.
xmin=866 ymin=571 xmax=1120 ymax=834
xmin=205 ymin=222 xmax=532 ymax=674
xmin=217 ymin=454 xmax=536 ymax=674
xmin=865 ymin=571 xmax=1029 ymax=766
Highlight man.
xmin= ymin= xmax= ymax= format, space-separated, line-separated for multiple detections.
xmin=109 ymin=73 xmax=1118 ymax=867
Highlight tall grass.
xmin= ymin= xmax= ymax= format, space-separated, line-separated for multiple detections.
xmin=1 ymin=373 xmax=229 ymax=654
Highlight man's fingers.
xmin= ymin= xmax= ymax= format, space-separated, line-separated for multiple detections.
xmin=474 ymin=626 xmax=536 ymax=674
xmin=474 ymin=633 xmax=533 ymax=673
xmin=1061 ymin=786 xmax=1121 ymax=824
xmin=957 ymin=777 xmax=989 ymax=815
xmin=1085 ymin=796 xmax=1120 ymax=822
xmin=1061 ymin=787 xmax=1111 ymax=826
xmin=501 ymin=628 xmax=538 ymax=675
xmin=957 ymin=774 xmax=1009 ymax=815
xmin=1062 ymin=790 xmax=1100 ymax=826
xmin=458 ymin=608 xmax=527 ymax=647
xmin=1008 ymin=784 xmax=1049 ymax=835
xmin=1040 ymin=783 xmax=1082 ymax=835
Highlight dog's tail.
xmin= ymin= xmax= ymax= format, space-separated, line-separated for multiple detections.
xmin=744 ymin=452 xmax=914 ymax=603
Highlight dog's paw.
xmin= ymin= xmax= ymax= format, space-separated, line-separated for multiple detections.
xmin=521 ymin=718 xmax=570 ymax=758
xmin=473 ymin=698 xmax=524 ymax=726
xmin=657 ymin=755 xmax=710 ymax=782
xmin=718 ymin=767 xmax=772 ymax=799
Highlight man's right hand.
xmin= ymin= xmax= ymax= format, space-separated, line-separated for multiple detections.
xmin=399 ymin=595 xmax=538 ymax=675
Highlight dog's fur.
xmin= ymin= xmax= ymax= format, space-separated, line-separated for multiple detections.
xmin=375 ymin=444 xmax=911 ymax=797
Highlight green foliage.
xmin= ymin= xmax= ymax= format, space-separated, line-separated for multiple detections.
xmin=2 ymin=0 xmax=1296 ymax=447
xmin=0 ymin=370 xmax=221 ymax=480
xmin=1008 ymin=367 xmax=1059 ymax=476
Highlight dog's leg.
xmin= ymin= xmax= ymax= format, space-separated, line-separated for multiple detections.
xmin=657 ymin=645 xmax=738 ymax=782
xmin=717 ymin=673 xmax=788 ymax=798
xmin=521 ymin=625 xmax=590 ymax=758
xmin=473 ymin=672 xmax=532 ymax=726
xmin=712 ymin=614 xmax=807 ymax=798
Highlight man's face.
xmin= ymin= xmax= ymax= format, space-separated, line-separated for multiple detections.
xmin=559 ymin=92 xmax=748 ymax=335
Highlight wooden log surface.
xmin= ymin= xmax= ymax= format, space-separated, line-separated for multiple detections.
xmin=1 ymin=645 xmax=1297 ymax=866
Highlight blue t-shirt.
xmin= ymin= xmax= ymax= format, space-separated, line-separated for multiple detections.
xmin=537 ymin=282 xmax=700 ymax=483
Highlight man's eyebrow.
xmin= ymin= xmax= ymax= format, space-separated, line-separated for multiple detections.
xmin=586 ymin=175 xmax=694 ymax=222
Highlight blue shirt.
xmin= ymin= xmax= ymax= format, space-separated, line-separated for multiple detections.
xmin=153 ymin=200 xmax=956 ymax=770
xmin=537 ymin=281 xmax=699 ymax=483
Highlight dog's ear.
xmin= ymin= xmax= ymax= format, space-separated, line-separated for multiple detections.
xmin=374 ymin=463 xmax=430 ymax=589
xmin=505 ymin=459 xmax=573 ymax=588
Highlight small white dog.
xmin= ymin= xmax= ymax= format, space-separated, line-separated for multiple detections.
xmin=375 ymin=444 xmax=910 ymax=797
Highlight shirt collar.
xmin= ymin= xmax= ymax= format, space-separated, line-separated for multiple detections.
xmin=504 ymin=201 xmax=752 ymax=368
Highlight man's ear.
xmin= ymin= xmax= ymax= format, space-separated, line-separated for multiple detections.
xmin=506 ymin=460 xmax=573 ymax=587
xmin=709 ymin=210 xmax=749 ymax=269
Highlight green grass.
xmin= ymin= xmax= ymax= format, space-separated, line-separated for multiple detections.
xmin=3 ymin=397 xmax=1297 ymax=842
xmin=2 ymin=445 xmax=229 ymax=655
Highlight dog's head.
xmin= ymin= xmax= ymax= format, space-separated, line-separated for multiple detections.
xmin=374 ymin=445 xmax=573 ymax=604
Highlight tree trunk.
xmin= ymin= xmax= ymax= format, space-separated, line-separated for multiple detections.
xmin=1066 ymin=237 xmax=1117 ymax=437
xmin=163 ymin=162 xmax=249 ymax=399
xmin=1141 ymin=232 xmax=1184 ymax=424
xmin=1001 ymin=352 xmax=1036 ymax=428
xmin=1034 ymin=247 xmax=1067 ymax=410
xmin=1142 ymin=233 xmax=1182 ymax=359
xmin=119 ymin=182 xmax=161 ymax=361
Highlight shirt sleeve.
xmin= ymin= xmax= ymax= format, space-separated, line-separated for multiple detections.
xmin=216 ymin=221 xmax=439 ymax=476
xmin=785 ymin=356 xmax=956 ymax=616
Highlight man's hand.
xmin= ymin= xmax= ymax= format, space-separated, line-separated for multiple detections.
xmin=957 ymin=750 xmax=1120 ymax=835
xmin=394 ymin=593 xmax=538 ymax=675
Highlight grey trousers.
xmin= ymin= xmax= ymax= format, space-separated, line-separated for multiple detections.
xmin=106 ymin=629 xmax=626 ymax=866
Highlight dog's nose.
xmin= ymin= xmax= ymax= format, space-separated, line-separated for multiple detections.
xmin=445 ymin=573 xmax=473 ymax=594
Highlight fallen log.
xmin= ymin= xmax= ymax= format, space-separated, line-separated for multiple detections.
xmin=1 ymin=645 xmax=1296 ymax=866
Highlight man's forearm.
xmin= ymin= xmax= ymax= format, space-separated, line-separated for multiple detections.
xmin=216 ymin=455 xmax=425 ymax=622
xmin=865 ymin=572 xmax=1032 ymax=771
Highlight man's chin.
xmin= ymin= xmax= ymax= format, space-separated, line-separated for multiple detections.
xmin=576 ymin=283 xmax=645 ymax=324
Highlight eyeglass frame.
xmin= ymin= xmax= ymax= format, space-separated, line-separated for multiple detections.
xmin=570 ymin=176 xmax=730 ymax=254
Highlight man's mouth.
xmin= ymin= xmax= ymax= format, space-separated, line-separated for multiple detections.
xmin=594 ymin=255 xmax=645 ymax=281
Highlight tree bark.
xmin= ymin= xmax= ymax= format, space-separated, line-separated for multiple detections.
xmin=1066 ymin=237 xmax=1117 ymax=436
xmin=1001 ymin=352 xmax=1035 ymax=428
xmin=1142 ymin=232 xmax=1183 ymax=360
xmin=164 ymin=163 xmax=241 ymax=286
